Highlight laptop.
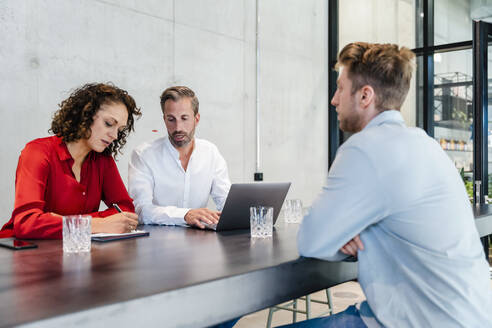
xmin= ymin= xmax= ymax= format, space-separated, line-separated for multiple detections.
xmin=203 ymin=182 xmax=291 ymax=231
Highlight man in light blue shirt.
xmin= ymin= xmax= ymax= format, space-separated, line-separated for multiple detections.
xmin=282 ymin=43 xmax=492 ymax=327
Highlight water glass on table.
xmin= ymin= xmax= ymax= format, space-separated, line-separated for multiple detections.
xmin=250 ymin=206 xmax=273 ymax=238
xmin=63 ymin=215 xmax=91 ymax=253
xmin=284 ymin=199 xmax=303 ymax=223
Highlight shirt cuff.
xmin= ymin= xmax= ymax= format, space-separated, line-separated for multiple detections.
xmin=174 ymin=208 xmax=190 ymax=225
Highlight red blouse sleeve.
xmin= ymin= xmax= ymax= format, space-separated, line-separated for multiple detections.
xmin=11 ymin=142 xmax=62 ymax=239
xmin=88 ymin=157 xmax=135 ymax=218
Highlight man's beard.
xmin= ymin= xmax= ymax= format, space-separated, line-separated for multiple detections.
xmin=169 ymin=128 xmax=195 ymax=148
xmin=339 ymin=110 xmax=363 ymax=133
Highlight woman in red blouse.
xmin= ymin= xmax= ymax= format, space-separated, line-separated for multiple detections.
xmin=0 ymin=83 xmax=142 ymax=239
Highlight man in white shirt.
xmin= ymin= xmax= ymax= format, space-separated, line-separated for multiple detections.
xmin=128 ymin=86 xmax=231 ymax=229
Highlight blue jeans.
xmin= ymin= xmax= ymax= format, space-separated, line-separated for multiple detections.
xmin=276 ymin=305 xmax=367 ymax=328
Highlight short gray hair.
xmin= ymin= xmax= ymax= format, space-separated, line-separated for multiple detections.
xmin=160 ymin=86 xmax=199 ymax=115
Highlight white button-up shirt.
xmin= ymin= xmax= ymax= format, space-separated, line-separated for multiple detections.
xmin=128 ymin=137 xmax=231 ymax=225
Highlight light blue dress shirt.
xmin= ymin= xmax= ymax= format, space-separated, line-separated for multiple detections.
xmin=298 ymin=110 xmax=492 ymax=327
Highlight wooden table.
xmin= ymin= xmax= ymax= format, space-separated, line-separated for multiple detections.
xmin=0 ymin=223 xmax=357 ymax=328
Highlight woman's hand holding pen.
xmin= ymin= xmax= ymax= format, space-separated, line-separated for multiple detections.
xmin=91 ymin=212 xmax=138 ymax=234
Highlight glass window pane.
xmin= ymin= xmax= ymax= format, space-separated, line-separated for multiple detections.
xmin=416 ymin=0 xmax=424 ymax=48
xmin=434 ymin=0 xmax=472 ymax=45
xmin=471 ymin=0 xmax=492 ymax=24
xmin=400 ymin=59 xmax=418 ymax=127
xmin=415 ymin=56 xmax=425 ymax=128
xmin=433 ymin=50 xmax=473 ymax=181
xmin=339 ymin=0 xmax=416 ymax=49
xmin=487 ymin=38 xmax=492 ymax=201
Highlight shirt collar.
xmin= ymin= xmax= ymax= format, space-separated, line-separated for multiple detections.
xmin=363 ymin=110 xmax=405 ymax=131
xmin=164 ymin=136 xmax=197 ymax=160
xmin=164 ymin=136 xmax=178 ymax=158
xmin=54 ymin=136 xmax=73 ymax=161
xmin=54 ymin=136 xmax=98 ymax=162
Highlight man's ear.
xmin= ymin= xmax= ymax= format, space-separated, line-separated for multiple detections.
xmin=195 ymin=112 xmax=200 ymax=125
xmin=360 ymin=85 xmax=375 ymax=109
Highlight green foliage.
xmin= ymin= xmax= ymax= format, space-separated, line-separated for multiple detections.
xmin=459 ymin=169 xmax=492 ymax=203
xmin=489 ymin=175 xmax=492 ymax=200
xmin=465 ymin=180 xmax=474 ymax=199
xmin=452 ymin=110 xmax=471 ymax=124
xmin=460 ymin=168 xmax=473 ymax=200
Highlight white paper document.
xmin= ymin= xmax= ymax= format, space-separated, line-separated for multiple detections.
xmin=91 ymin=230 xmax=147 ymax=238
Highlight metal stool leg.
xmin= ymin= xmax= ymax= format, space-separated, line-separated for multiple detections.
xmin=265 ymin=289 xmax=334 ymax=327
xmin=293 ymin=299 xmax=298 ymax=322
xmin=266 ymin=307 xmax=275 ymax=328
xmin=326 ymin=288 xmax=334 ymax=315
xmin=306 ymin=294 xmax=311 ymax=319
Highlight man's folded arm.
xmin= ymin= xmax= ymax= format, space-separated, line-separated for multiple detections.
xmin=297 ymin=145 xmax=389 ymax=261
xmin=128 ymin=150 xmax=190 ymax=225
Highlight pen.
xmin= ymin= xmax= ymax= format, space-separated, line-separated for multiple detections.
xmin=113 ymin=203 xmax=137 ymax=232
xmin=113 ymin=203 xmax=123 ymax=213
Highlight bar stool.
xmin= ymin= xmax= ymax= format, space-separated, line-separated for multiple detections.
xmin=266 ymin=288 xmax=333 ymax=328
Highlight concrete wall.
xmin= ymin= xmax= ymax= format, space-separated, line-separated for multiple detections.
xmin=339 ymin=0 xmax=416 ymax=127
xmin=0 ymin=0 xmax=328 ymax=224
xmin=435 ymin=0 xmax=472 ymax=45
xmin=471 ymin=0 xmax=492 ymax=21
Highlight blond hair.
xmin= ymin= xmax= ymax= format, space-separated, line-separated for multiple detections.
xmin=336 ymin=42 xmax=415 ymax=111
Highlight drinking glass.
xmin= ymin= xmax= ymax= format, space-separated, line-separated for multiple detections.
xmin=250 ymin=206 xmax=273 ymax=238
xmin=284 ymin=199 xmax=303 ymax=223
xmin=63 ymin=215 xmax=91 ymax=253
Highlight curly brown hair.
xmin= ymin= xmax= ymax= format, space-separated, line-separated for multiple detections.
xmin=50 ymin=83 xmax=141 ymax=157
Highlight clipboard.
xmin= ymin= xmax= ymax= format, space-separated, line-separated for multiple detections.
xmin=91 ymin=230 xmax=150 ymax=242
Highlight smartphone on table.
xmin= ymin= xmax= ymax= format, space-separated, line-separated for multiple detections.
xmin=0 ymin=238 xmax=38 ymax=250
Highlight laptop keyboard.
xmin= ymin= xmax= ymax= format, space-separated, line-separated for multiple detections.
xmin=202 ymin=222 xmax=217 ymax=230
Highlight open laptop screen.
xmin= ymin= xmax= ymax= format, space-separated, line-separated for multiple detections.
xmin=216 ymin=182 xmax=291 ymax=231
